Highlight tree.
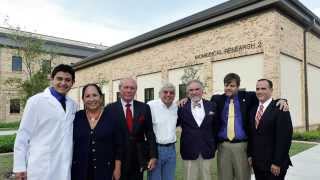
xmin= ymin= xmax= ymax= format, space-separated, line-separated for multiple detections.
xmin=180 ymin=66 xmax=209 ymax=97
xmin=3 ymin=20 xmax=59 ymax=105
xmin=20 ymin=68 xmax=50 ymax=104
xmin=180 ymin=66 xmax=200 ymax=84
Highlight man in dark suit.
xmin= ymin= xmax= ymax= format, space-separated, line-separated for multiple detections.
xmin=108 ymin=78 xmax=158 ymax=180
xmin=248 ymin=79 xmax=293 ymax=180
xmin=211 ymin=73 xmax=288 ymax=180
xmin=178 ymin=80 xmax=218 ymax=180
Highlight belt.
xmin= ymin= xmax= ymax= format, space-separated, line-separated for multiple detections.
xmin=157 ymin=142 xmax=176 ymax=147
xmin=220 ymin=139 xmax=248 ymax=143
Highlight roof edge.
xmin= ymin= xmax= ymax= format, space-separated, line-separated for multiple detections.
xmin=74 ymin=0 xmax=320 ymax=70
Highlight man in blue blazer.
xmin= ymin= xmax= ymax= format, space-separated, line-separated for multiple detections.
xmin=178 ymin=79 xmax=218 ymax=180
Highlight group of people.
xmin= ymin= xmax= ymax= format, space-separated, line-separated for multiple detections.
xmin=13 ymin=64 xmax=293 ymax=180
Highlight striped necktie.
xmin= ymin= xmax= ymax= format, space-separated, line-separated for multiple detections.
xmin=255 ymin=105 xmax=264 ymax=128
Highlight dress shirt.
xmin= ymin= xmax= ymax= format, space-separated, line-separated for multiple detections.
xmin=49 ymin=87 xmax=66 ymax=110
xmin=255 ymin=97 xmax=272 ymax=115
xmin=191 ymin=99 xmax=205 ymax=127
xmin=121 ymin=99 xmax=134 ymax=117
xmin=218 ymin=96 xmax=247 ymax=141
xmin=148 ymin=99 xmax=177 ymax=144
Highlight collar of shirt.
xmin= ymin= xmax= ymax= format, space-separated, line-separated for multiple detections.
xmin=159 ymin=99 xmax=176 ymax=110
xmin=227 ymin=95 xmax=238 ymax=103
xmin=191 ymin=99 xmax=205 ymax=127
xmin=121 ymin=98 xmax=134 ymax=117
xmin=49 ymin=87 xmax=66 ymax=103
xmin=259 ymin=97 xmax=273 ymax=112
xmin=191 ymin=99 xmax=203 ymax=109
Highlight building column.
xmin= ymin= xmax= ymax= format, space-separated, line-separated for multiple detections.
xmin=262 ymin=12 xmax=281 ymax=98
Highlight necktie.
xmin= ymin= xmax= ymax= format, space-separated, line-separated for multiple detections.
xmin=192 ymin=102 xmax=201 ymax=108
xmin=255 ymin=104 xmax=264 ymax=128
xmin=227 ymin=99 xmax=235 ymax=141
xmin=125 ymin=104 xmax=133 ymax=132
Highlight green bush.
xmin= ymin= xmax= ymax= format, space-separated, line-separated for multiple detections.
xmin=0 ymin=135 xmax=16 ymax=153
xmin=0 ymin=121 xmax=20 ymax=129
xmin=293 ymin=130 xmax=320 ymax=141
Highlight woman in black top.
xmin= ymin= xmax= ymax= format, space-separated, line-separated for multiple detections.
xmin=71 ymin=84 xmax=122 ymax=180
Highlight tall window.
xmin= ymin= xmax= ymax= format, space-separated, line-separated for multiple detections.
xmin=116 ymin=92 xmax=121 ymax=101
xmin=101 ymin=94 xmax=105 ymax=106
xmin=144 ymin=88 xmax=154 ymax=103
xmin=42 ymin=60 xmax=51 ymax=73
xmin=179 ymin=84 xmax=187 ymax=100
xmin=12 ymin=56 xmax=22 ymax=71
xmin=10 ymin=99 xmax=20 ymax=113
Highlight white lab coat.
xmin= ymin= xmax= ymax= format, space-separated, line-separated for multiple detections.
xmin=13 ymin=88 xmax=77 ymax=180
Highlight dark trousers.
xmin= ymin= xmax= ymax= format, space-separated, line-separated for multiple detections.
xmin=253 ymin=165 xmax=288 ymax=180
xmin=120 ymin=140 xmax=145 ymax=180
xmin=120 ymin=169 xmax=143 ymax=180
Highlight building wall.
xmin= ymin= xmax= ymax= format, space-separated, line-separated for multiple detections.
xmin=72 ymin=10 xmax=320 ymax=129
xmin=279 ymin=13 xmax=320 ymax=129
xmin=0 ymin=46 xmax=83 ymax=122
xmin=308 ymin=65 xmax=320 ymax=126
xmin=280 ymin=54 xmax=303 ymax=127
xmin=74 ymin=10 xmax=276 ymax=96
xmin=137 ymin=72 xmax=162 ymax=103
xmin=307 ymin=32 xmax=320 ymax=128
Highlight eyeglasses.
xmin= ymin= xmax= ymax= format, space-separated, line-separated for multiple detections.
xmin=163 ymin=90 xmax=175 ymax=95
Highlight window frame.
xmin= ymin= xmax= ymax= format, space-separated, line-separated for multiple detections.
xmin=12 ymin=56 xmax=22 ymax=72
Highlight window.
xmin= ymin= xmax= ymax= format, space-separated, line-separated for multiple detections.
xmin=179 ymin=84 xmax=187 ymax=100
xmin=144 ymin=88 xmax=154 ymax=103
xmin=42 ymin=60 xmax=51 ymax=73
xmin=10 ymin=99 xmax=20 ymax=113
xmin=101 ymin=94 xmax=105 ymax=106
xmin=116 ymin=92 xmax=121 ymax=101
xmin=12 ymin=56 xmax=22 ymax=71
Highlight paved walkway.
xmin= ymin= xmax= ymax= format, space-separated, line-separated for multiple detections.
xmin=251 ymin=144 xmax=320 ymax=179
xmin=0 ymin=130 xmax=17 ymax=136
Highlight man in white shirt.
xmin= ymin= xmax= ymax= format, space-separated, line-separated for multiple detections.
xmin=147 ymin=82 xmax=177 ymax=180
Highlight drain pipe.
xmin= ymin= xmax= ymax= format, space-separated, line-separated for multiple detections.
xmin=303 ymin=18 xmax=315 ymax=132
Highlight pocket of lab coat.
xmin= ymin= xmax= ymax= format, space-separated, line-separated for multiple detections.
xmin=27 ymin=146 xmax=50 ymax=177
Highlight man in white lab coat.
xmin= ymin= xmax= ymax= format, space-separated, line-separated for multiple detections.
xmin=13 ymin=64 xmax=78 ymax=180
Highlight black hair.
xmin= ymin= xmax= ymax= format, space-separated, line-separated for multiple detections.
xmin=224 ymin=73 xmax=240 ymax=87
xmin=257 ymin=78 xmax=273 ymax=88
xmin=51 ymin=64 xmax=75 ymax=81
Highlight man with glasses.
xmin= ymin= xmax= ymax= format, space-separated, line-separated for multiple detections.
xmin=147 ymin=82 xmax=178 ymax=180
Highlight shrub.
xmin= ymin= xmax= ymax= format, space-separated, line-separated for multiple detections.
xmin=0 ymin=122 xmax=20 ymax=129
xmin=0 ymin=135 xmax=16 ymax=153
xmin=293 ymin=130 xmax=320 ymax=141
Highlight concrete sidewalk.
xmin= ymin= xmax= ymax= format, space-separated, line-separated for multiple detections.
xmin=0 ymin=130 xmax=17 ymax=136
xmin=251 ymin=144 xmax=320 ymax=179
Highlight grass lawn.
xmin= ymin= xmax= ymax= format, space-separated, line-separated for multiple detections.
xmin=0 ymin=153 xmax=13 ymax=179
xmin=1 ymin=142 xmax=315 ymax=180
xmin=0 ymin=122 xmax=20 ymax=130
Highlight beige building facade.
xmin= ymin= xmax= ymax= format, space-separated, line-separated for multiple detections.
xmin=72 ymin=0 xmax=320 ymax=130
xmin=0 ymin=27 xmax=106 ymax=122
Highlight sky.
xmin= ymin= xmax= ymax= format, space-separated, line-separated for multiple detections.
xmin=0 ymin=0 xmax=319 ymax=46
